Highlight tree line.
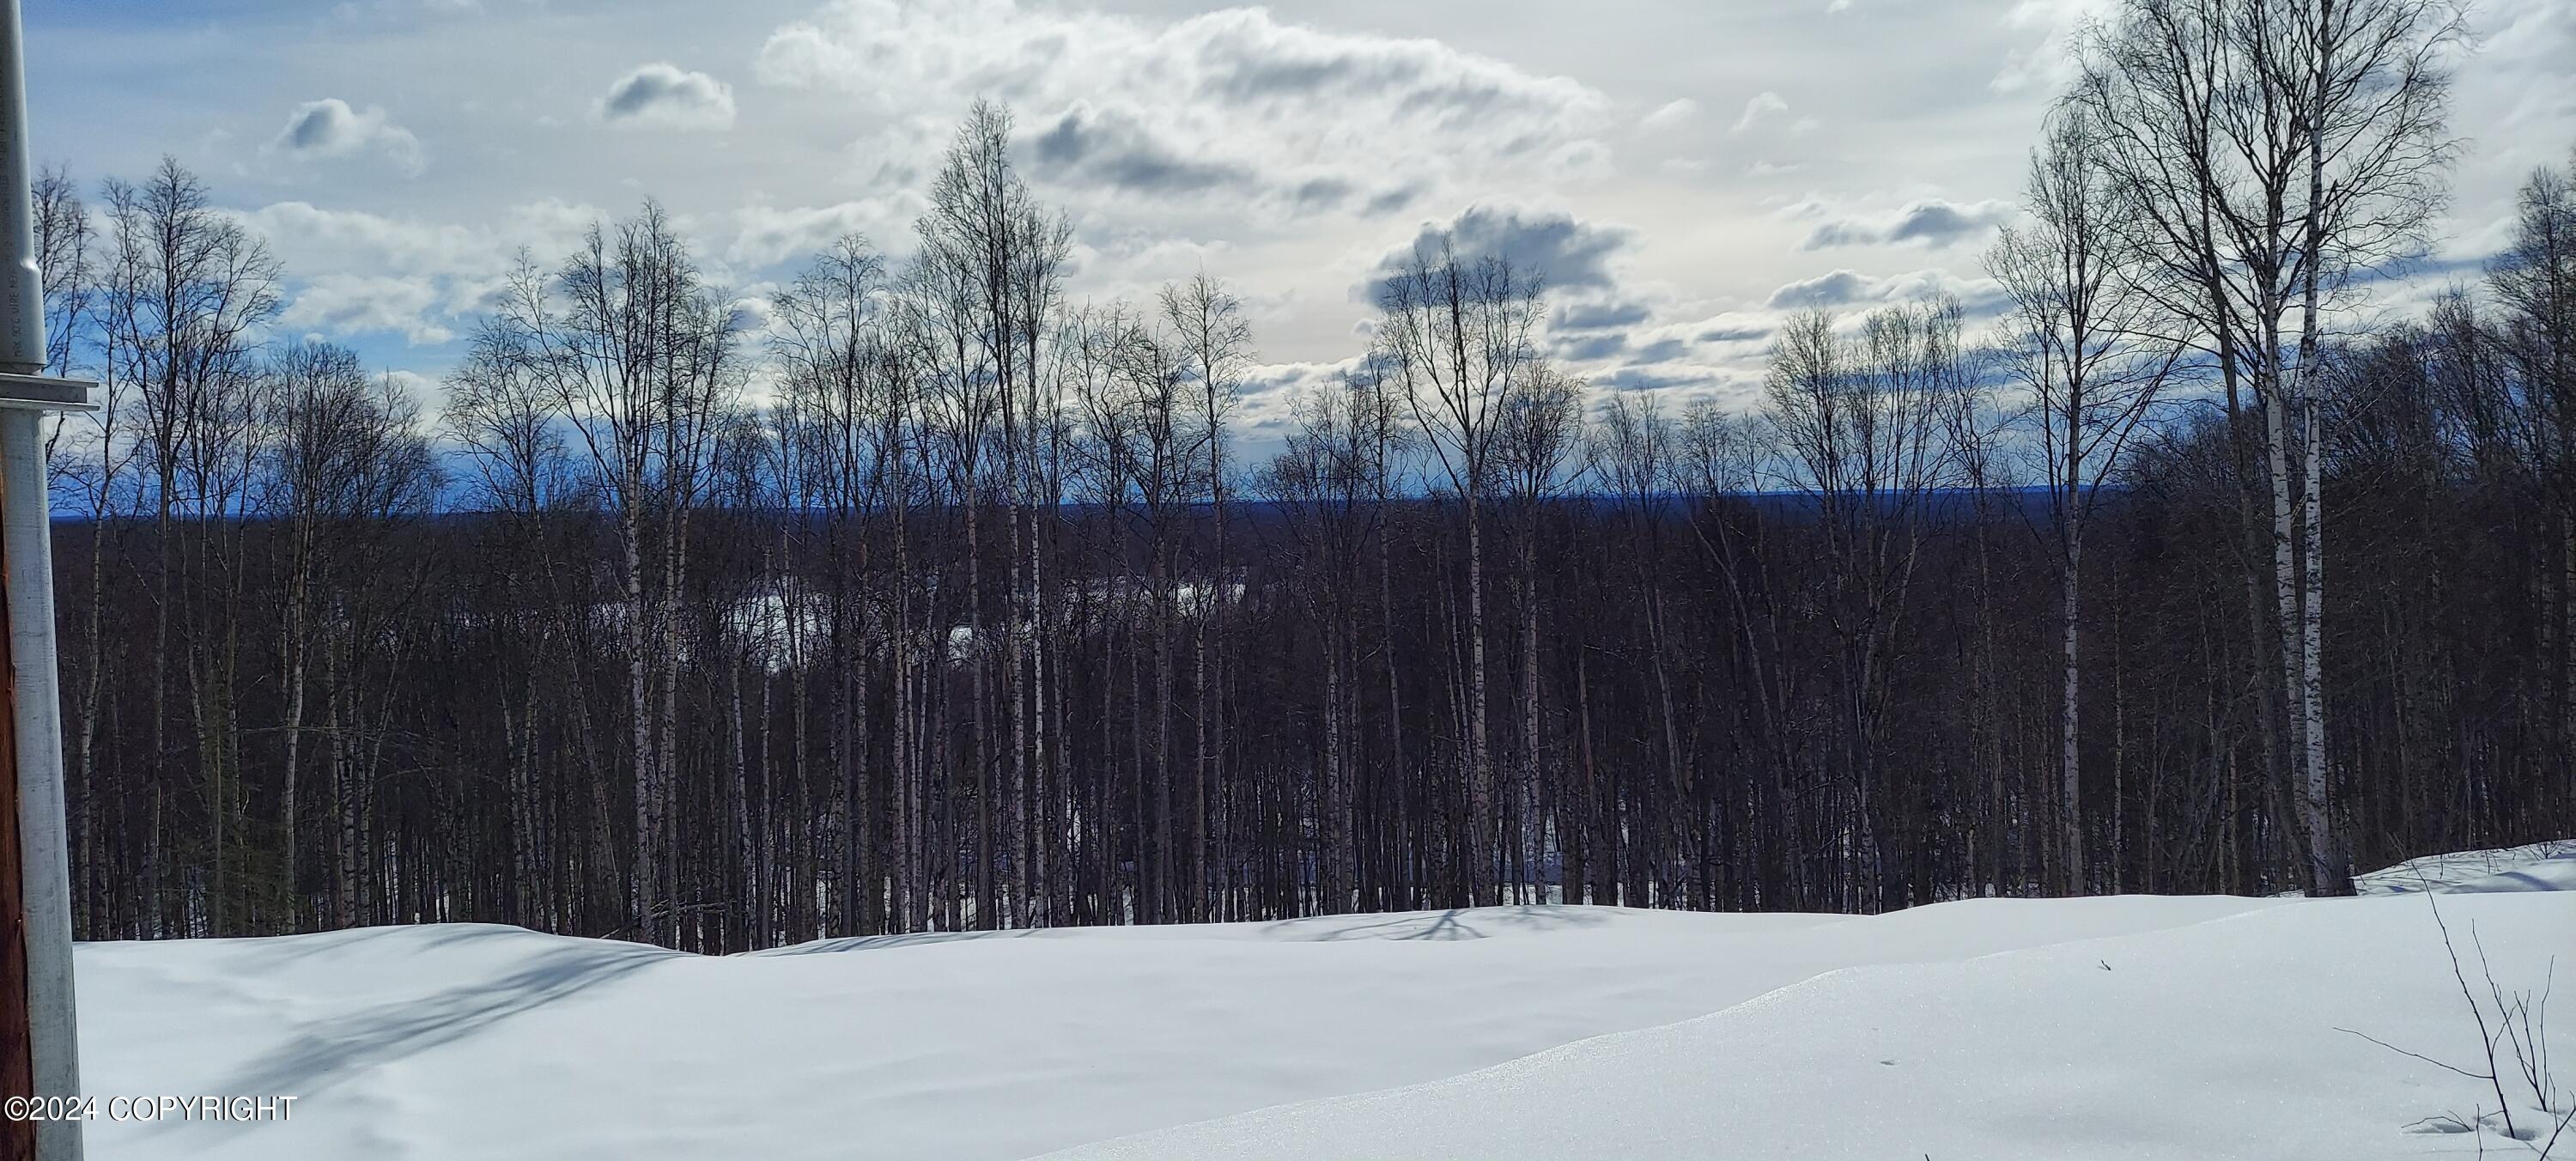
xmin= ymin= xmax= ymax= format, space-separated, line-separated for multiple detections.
xmin=33 ymin=0 xmax=2576 ymax=949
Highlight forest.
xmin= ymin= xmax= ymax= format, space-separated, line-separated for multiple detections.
xmin=28 ymin=0 xmax=2576 ymax=951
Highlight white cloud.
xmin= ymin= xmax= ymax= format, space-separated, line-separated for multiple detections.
xmin=1731 ymin=91 xmax=1789 ymax=134
xmin=1372 ymin=204 xmax=1639 ymax=293
xmin=1797 ymin=197 xmax=2017 ymax=249
xmin=238 ymin=199 xmax=603 ymax=348
xmin=598 ymin=64 xmax=738 ymax=131
xmin=379 ymin=368 xmax=440 ymax=398
xmin=264 ymin=99 xmax=426 ymax=176
xmin=754 ymin=0 xmax=1612 ymax=215
xmin=1991 ymin=0 xmax=2111 ymax=94
xmin=41 ymin=0 xmax=2549 ymax=416
xmin=1640 ymin=98 xmax=1698 ymax=131
xmin=278 ymin=274 xmax=453 ymax=344
xmin=727 ymin=198 xmax=922 ymax=270
xmin=1765 ymin=266 xmax=2002 ymax=311
xmin=1546 ymin=139 xmax=1616 ymax=183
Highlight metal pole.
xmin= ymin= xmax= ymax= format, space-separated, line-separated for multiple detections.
xmin=0 ymin=1 xmax=86 ymax=1158
xmin=0 ymin=0 xmax=42 ymax=377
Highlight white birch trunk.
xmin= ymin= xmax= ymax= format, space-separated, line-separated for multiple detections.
xmin=2294 ymin=32 xmax=2340 ymax=897
xmin=623 ymin=504 xmax=657 ymax=943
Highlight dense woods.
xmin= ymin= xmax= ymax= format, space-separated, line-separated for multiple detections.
xmin=33 ymin=0 xmax=2576 ymax=950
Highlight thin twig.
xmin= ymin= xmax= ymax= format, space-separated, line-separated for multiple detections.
xmin=2338 ymin=1026 xmax=2491 ymax=1080
xmin=2424 ymin=873 xmax=2522 ymax=1142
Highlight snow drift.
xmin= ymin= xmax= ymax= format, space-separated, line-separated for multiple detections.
xmin=71 ymin=842 xmax=2573 ymax=1160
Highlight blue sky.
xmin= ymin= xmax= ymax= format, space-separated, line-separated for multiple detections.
xmin=23 ymin=0 xmax=2576 ymax=441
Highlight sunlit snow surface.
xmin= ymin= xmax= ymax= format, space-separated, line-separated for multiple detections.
xmin=2354 ymin=837 xmax=2576 ymax=895
xmin=74 ymin=842 xmax=2572 ymax=1160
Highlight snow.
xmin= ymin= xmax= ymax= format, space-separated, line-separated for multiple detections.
xmin=2355 ymin=837 xmax=2576 ymax=896
xmin=71 ymin=841 xmax=2574 ymax=1161
xmin=1043 ymin=892 xmax=2574 ymax=1161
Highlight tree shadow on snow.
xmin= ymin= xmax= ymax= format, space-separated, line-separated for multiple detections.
xmin=214 ymin=921 xmax=542 ymax=969
xmin=143 ymin=939 xmax=676 ymax=1144
xmin=751 ymin=929 xmax=1041 ymax=956
xmin=1269 ymin=905 xmax=1611 ymax=942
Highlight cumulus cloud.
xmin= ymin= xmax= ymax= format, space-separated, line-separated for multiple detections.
xmin=1695 ymin=318 xmax=1774 ymax=344
xmin=265 ymin=99 xmax=425 ymax=176
xmin=1595 ymin=363 xmax=1709 ymax=392
xmin=1768 ymin=270 xmax=1873 ymax=308
xmin=726 ymin=198 xmax=921 ymax=270
xmin=1628 ymin=336 xmax=1692 ymax=364
xmin=1032 ymin=103 xmax=1259 ymax=196
xmin=1991 ymin=0 xmax=2113 ymax=94
xmin=277 ymin=274 xmax=454 ymax=344
xmin=1374 ymin=205 xmax=1637 ymax=293
xmin=1639 ymin=98 xmax=1698 ymax=131
xmin=1235 ymin=359 xmax=1359 ymax=432
xmin=1765 ymin=266 xmax=2003 ymax=310
xmin=1546 ymin=139 xmax=1616 ymax=183
xmin=598 ymin=64 xmax=737 ymax=131
xmin=1797 ymin=198 xmax=2017 ymax=250
xmin=1730 ymin=91 xmax=1789 ymax=134
xmin=755 ymin=0 xmax=1612 ymax=215
xmin=1289 ymin=177 xmax=1357 ymax=211
xmin=240 ymin=199 xmax=602 ymax=348
xmin=1360 ymin=186 xmax=1425 ymax=216
xmin=1558 ymin=332 xmax=1628 ymax=361
xmin=1556 ymin=297 xmax=1653 ymax=331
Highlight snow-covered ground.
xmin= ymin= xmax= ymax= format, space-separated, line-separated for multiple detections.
xmin=2355 ymin=836 xmax=2576 ymax=895
xmin=74 ymin=843 xmax=2573 ymax=1161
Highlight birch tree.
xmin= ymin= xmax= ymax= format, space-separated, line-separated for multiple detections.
xmin=502 ymin=204 xmax=744 ymax=942
xmin=1160 ymin=272 xmax=1250 ymax=919
xmin=1375 ymin=244 xmax=1546 ymax=906
xmin=2075 ymin=0 xmax=2462 ymax=893
xmin=1987 ymin=108 xmax=2178 ymax=893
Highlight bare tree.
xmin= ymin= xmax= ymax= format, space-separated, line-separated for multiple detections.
xmin=264 ymin=343 xmax=434 ymax=927
xmin=2075 ymin=0 xmax=2463 ymax=894
xmin=1160 ymin=271 xmax=1251 ymax=920
xmin=445 ymin=324 xmax=580 ymax=929
xmin=499 ymin=204 xmax=744 ymax=941
xmin=99 ymin=158 xmax=280 ymax=933
xmin=1497 ymin=367 xmax=1581 ymax=901
xmin=770 ymin=232 xmax=893 ymax=936
xmin=1988 ymin=107 xmax=2180 ymax=893
xmin=33 ymin=163 xmax=117 ymax=932
xmin=2488 ymin=153 xmax=2576 ymax=806
xmin=1591 ymin=392 xmax=1688 ymax=905
xmin=1375 ymin=243 xmax=1546 ymax=906
xmin=1763 ymin=301 xmax=1969 ymax=909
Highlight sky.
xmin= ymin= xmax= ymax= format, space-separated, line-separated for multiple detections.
xmin=24 ymin=0 xmax=2576 ymax=446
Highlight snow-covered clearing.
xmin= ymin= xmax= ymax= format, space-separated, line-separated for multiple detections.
xmin=75 ymin=845 xmax=2573 ymax=1160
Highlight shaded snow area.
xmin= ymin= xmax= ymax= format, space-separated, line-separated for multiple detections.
xmin=2356 ymin=837 xmax=2576 ymax=896
xmin=74 ymin=846 xmax=2573 ymax=1160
